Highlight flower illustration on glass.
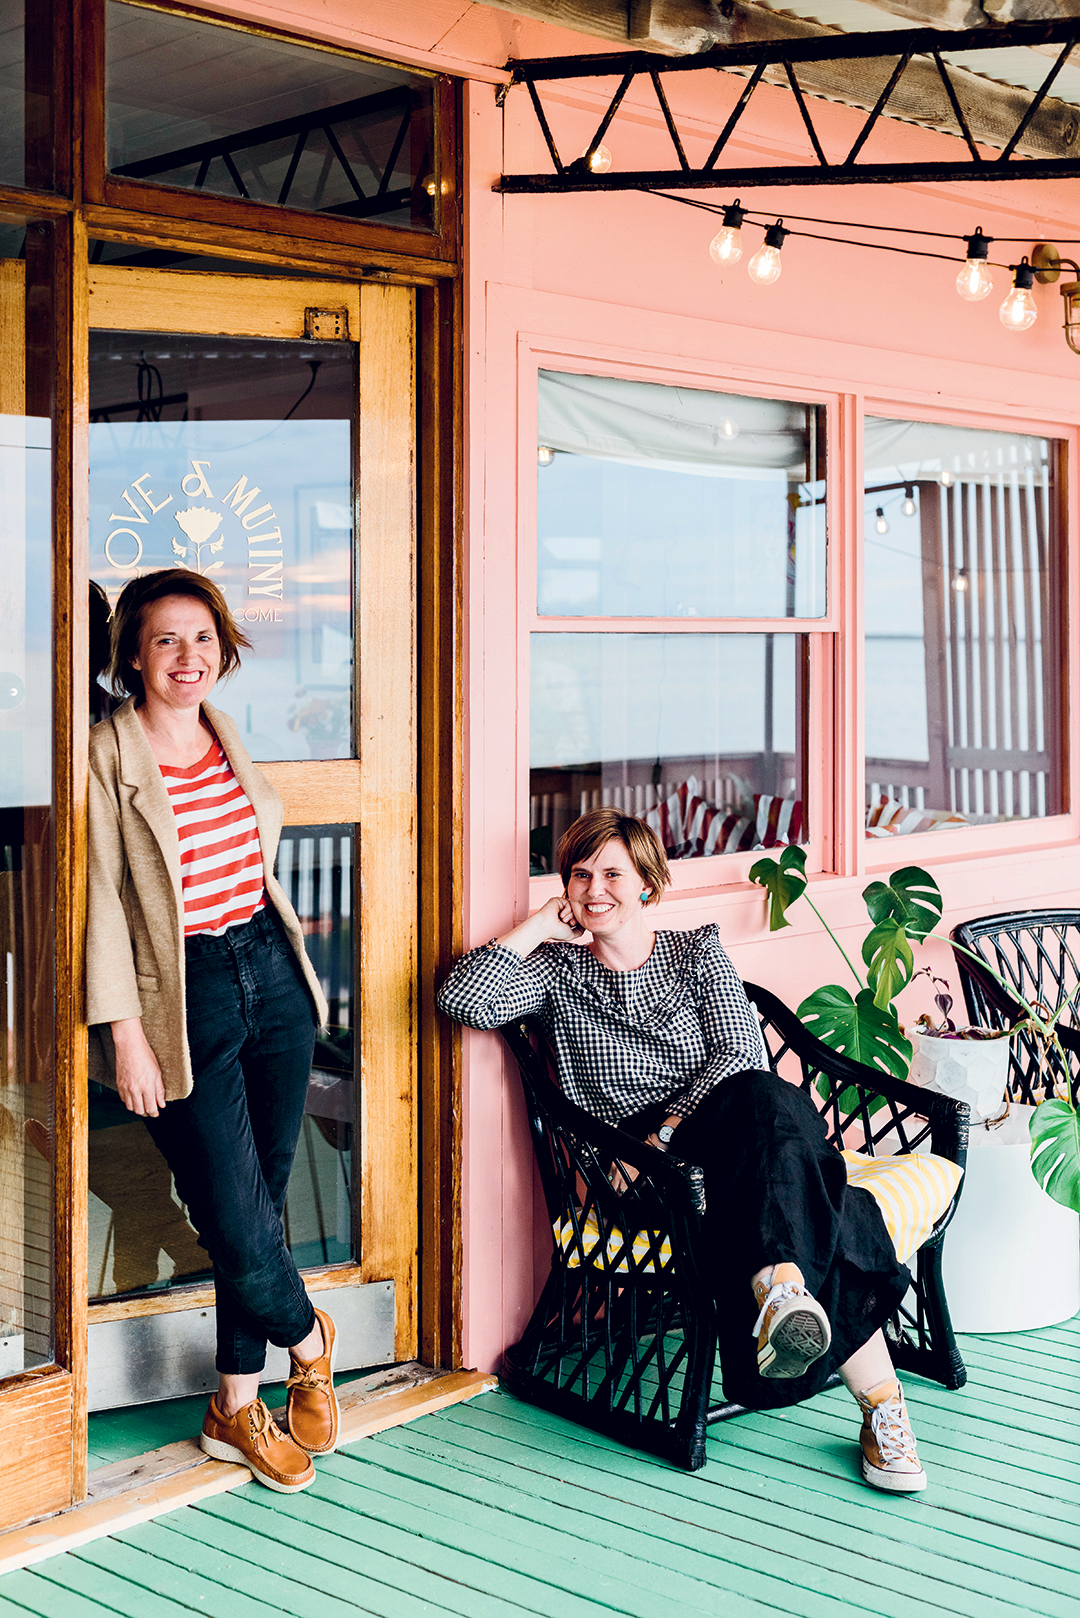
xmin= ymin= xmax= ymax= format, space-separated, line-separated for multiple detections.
xmin=173 ymin=507 xmax=225 ymax=573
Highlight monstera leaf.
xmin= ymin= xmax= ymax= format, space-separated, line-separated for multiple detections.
xmin=1030 ymin=1100 xmax=1080 ymax=1214
xmin=798 ymin=984 xmax=912 ymax=1089
xmin=749 ymin=845 xmax=808 ymax=932
xmin=862 ymin=917 xmax=916 ymax=1011
xmin=862 ymin=867 xmax=942 ymax=942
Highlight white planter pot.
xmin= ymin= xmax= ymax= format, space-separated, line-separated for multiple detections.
xmin=938 ymin=1104 xmax=1080 ymax=1333
xmin=908 ymin=1030 xmax=1011 ymax=1121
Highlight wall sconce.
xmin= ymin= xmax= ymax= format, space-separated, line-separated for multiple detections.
xmin=1033 ymin=243 xmax=1080 ymax=354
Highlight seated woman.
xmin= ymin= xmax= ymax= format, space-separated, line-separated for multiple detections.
xmin=438 ymin=807 xmax=927 ymax=1493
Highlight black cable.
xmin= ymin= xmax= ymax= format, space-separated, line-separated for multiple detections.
xmin=649 ymin=188 xmax=1080 ymax=252
xmin=283 ymin=359 xmax=322 ymax=421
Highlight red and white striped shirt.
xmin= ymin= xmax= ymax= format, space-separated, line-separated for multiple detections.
xmin=160 ymin=734 xmax=266 ymax=937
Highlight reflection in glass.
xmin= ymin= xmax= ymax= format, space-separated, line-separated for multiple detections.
xmin=0 ymin=0 xmax=58 ymax=192
xmin=105 ymin=0 xmax=435 ymax=231
xmin=88 ymin=332 xmax=354 ymax=762
xmin=864 ymin=417 xmax=1062 ymax=837
xmin=537 ymin=372 xmax=826 ymax=619
xmin=0 ymin=410 xmax=54 ymax=1375
xmin=530 ymin=634 xmax=804 ymax=870
xmin=87 ymin=827 xmax=355 ymax=1299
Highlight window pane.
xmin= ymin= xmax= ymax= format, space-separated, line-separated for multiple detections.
xmin=530 ymin=633 xmax=805 ymax=870
xmin=88 ymin=331 xmax=354 ymax=762
xmin=88 ymin=827 xmax=355 ymax=1299
xmin=537 ymin=372 xmax=826 ymax=618
xmin=864 ymin=417 xmax=1062 ymax=835
xmin=105 ymin=0 xmax=435 ymax=232
xmin=0 ymin=0 xmax=59 ymax=191
xmin=0 ymin=231 xmax=55 ymax=1377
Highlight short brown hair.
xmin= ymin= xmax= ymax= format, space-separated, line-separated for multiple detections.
xmin=107 ymin=569 xmax=252 ymax=701
xmin=556 ymin=807 xmax=670 ymax=905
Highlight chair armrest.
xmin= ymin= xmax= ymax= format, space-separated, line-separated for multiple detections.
xmin=500 ymin=1018 xmax=704 ymax=1222
xmin=742 ymin=981 xmax=969 ymax=1170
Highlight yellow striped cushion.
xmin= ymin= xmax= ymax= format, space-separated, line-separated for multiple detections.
xmin=841 ymin=1150 xmax=963 ymax=1264
xmin=554 ymin=1214 xmax=674 ymax=1274
xmin=554 ymin=1152 xmax=962 ymax=1274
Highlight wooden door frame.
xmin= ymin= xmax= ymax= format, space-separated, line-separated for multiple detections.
xmin=0 ymin=1 xmax=463 ymax=1527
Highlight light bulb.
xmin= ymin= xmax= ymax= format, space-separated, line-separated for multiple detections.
xmin=709 ymin=199 xmax=746 ymax=267
xmin=902 ymin=487 xmax=917 ymax=517
xmin=748 ymin=245 xmax=782 ymax=285
xmin=952 ymin=569 xmax=969 ymax=592
xmin=956 ymin=258 xmax=994 ymax=302
xmin=875 ymin=507 xmax=889 ymax=535
xmin=748 ymin=220 xmax=788 ymax=286
xmin=999 ymin=258 xmax=1037 ymax=331
xmin=1000 ymin=286 xmax=1037 ymax=331
xmin=956 ymin=227 xmax=994 ymax=302
xmin=720 ymin=418 xmax=739 ymax=440
xmin=537 ymin=445 xmax=554 ymax=467
xmin=582 ymin=143 xmax=611 ymax=173
xmin=940 ymin=469 xmax=954 ymax=487
xmin=422 ymin=174 xmax=437 ymax=197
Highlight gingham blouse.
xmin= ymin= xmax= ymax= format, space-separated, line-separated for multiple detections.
xmin=437 ymin=923 xmax=767 ymax=1125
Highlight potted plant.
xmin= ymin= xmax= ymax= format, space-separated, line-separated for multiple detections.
xmin=749 ymin=847 xmax=1080 ymax=1215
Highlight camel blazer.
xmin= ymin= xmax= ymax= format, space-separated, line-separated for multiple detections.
xmin=87 ymin=697 xmax=328 ymax=1101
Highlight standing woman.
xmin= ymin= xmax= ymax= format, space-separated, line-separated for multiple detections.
xmin=87 ymin=569 xmax=338 ymax=1494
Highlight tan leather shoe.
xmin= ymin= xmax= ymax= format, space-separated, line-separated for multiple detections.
xmin=286 ymin=1307 xmax=339 ymax=1455
xmin=200 ymin=1395 xmax=315 ymax=1493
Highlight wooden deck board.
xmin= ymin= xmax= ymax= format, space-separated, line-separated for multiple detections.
xmin=2 ymin=1316 xmax=1078 ymax=1616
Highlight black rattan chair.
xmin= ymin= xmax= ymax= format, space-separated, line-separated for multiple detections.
xmin=951 ymin=911 xmax=1080 ymax=1107
xmin=499 ymin=980 xmax=969 ymax=1472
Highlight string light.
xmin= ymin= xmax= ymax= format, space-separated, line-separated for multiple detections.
xmin=874 ymin=507 xmax=889 ymax=535
xmin=537 ymin=445 xmax=555 ymax=466
xmin=581 ymin=144 xmax=612 ymax=173
xmin=720 ymin=417 xmax=739 ymax=439
xmin=709 ymin=199 xmax=746 ymax=267
xmin=1000 ymin=258 xmax=1038 ymax=331
xmin=748 ymin=221 xmax=788 ymax=285
xmin=952 ymin=567 xmax=970 ymax=592
xmin=956 ymin=227 xmax=994 ymax=302
xmin=940 ymin=470 xmax=954 ymax=487
xmin=902 ymin=486 xmax=917 ymax=517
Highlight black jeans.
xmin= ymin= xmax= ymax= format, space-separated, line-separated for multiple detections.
xmin=146 ymin=906 xmax=318 ymax=1375
xmin=640 ymin=1070 xmax=909 ymax=1410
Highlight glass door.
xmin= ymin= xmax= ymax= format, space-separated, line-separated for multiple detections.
xmin=85 ymin=264 xmax=418 ymax=1407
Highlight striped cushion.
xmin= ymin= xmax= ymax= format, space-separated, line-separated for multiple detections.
xmin=554 ymin=1152 xmax=961 ymax=1275
xmin=554 ymin=1214 xmax=674 ymax=1274
xmin=841 ymin=1150 xmax=963 ymax=1264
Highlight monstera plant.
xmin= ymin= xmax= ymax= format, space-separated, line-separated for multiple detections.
xmin=749 ymin=846 xmax=1080 ymax=1214
xmin=750 ymin=847 xmax=941 ymax=1081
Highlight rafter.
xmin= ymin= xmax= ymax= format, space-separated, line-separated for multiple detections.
xmin=496 ymin=19 xmax=1080 ymax=191
xmin=480 ymin=1 xmax=1080 ymax=155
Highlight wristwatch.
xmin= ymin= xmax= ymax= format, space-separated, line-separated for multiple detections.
xmin=657 ymin=1124 xmax=676 ymax=1145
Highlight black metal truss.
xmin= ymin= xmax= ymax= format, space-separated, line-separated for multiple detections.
xmin=113 ymin=86 xmax=427 ymax=219
xmin=495 ymin=19 xmax=1080 ymax=191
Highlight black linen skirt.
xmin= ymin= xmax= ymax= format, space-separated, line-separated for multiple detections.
xmin=633 ymin=1068 xmax=911 ymax=1411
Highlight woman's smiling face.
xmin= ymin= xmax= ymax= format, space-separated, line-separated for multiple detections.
xmin=565 ymin=838 xmax=650 ymax=937
xmin=131 ymin=595 xmax=221 ymax=716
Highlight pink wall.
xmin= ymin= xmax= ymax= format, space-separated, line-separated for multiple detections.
xmin=185 ymin=2 xmax=1080 ymax=1372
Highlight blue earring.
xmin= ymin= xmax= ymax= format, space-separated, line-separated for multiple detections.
xmin=640 ymin=891 xmax=650 ymax=902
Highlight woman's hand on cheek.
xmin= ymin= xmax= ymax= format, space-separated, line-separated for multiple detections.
xmin=542 ymin=895 xmax=586 ymax=943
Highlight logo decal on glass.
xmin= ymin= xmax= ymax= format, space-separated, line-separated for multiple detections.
xmin=91 ymin=422 xmax=352 ymax=760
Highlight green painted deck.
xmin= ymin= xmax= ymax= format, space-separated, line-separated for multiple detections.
xmin=4 ymin=1316 xmax=1078 ymax=1617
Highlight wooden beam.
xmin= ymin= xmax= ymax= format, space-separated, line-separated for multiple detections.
xmin=485 ymin=0 xmax=1080 ymax=156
